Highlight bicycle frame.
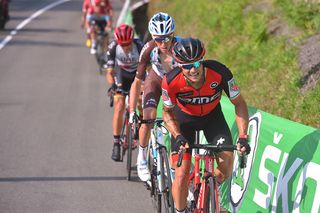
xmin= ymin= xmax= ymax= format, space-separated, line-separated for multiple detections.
xmin=188 ymin=152 xmax=220 ymax=213
xmin=94 ymin=30 xmax=109 ymax=75
xmin=146 ymin=119 xmax=175 ymax=213
xmin=179 ymin=143 xmax=239 ymax=213
xmin=117 ymin=93 xmax=138 ymax=180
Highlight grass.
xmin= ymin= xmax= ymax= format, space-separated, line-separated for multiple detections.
xmin=147 ymin=0 xmax=320 ymax=128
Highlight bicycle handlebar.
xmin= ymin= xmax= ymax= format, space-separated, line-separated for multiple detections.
xmin=177 ymin=144 xmax=246 ymax=169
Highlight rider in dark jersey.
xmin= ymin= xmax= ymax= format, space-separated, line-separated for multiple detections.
xmin=104 ymin=24 xmax=143 ymax=161
xmin=128 ymin=12 xmax=181 ymax=181
xmin=161 ymin=37 xmax=251 ymax=213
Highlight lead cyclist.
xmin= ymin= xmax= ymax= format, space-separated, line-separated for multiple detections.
xmin=161 ymin=37 xmax=251 ymax=213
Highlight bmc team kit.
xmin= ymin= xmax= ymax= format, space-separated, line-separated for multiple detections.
xmin=144 ymin=118 xmax=175 ymax=213
xmin=177 ymin=134 xmax=246 ymax=213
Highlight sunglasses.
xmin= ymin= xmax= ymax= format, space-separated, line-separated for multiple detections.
xmin=180 ymin=60 xmax=202 ymax=70
xmin=153 ymin=36 xmax=172 ymax=43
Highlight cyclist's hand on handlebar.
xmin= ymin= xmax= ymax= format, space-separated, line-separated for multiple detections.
xmin=129 ymin=112 xmax=136 ymax=124
xmin=107 ymin=83 xmax=116 ymax=96
xmin=176 ymin=135 xmax=189 ymax=167
xmin=237 ymin=135 xmax=251 ymax=155
xmin=176 ymin=135 xmax=189 ymax=151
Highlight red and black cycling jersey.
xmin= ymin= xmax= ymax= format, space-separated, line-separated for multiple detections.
xmin=162 ymin=60 xmax=240 ymax=116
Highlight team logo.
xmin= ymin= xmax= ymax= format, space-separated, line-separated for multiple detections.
xmin=228 ymin=78 xmax=240 ymax=99
xmin=162 ymin=89 xmax=173 ymax=107
xmin=178 ymin=92 xmax=221 ymax=105
xmin=216 ymin=137 xmax=225 ymax=145
xmin=229 ymin=112 xmax=261 ymax=212
xmin=210 ymin=82 xmax=218 ymax=89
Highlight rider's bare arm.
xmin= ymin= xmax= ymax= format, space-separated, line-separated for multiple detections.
xmin=129 ymin=77 xmax=142 ymax=113
xmin=106 ymin=68 xmax=114 ymax=85
xmin=129 ymin=41 xmax=155 ymax=113
xmin=162 ymin=106 xmax=181 ymax=139
xmin=230 ymin=94 xmax=249 ymax=136
xmin=230 ymin=94 xmax=249 ymax=154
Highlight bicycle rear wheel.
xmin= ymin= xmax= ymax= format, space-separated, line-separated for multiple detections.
xmin=205 ymin=177 xmax=219 ymax=213
xmin=160 ymin=147 xmax=175 ymax=213
xmin=126 ymin=124 xmax=133 ymax=180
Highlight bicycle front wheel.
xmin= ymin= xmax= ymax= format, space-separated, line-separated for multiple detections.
xmin=160 ymin=147 xmax=175 ymax=213
xmin=205 ymin=177 xmax=219 ymax=213
xmin=126 ymin=123 xmax=133 ymax=180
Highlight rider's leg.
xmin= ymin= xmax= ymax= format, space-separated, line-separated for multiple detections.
xmin=136 ymin=106 xmax=157 ymax=181
xmin=111 ymin=94 xmax=125 ymax=161
xmin=90 ymin=25 xmax=98 ymax=54
xmin=136 ymin=70 xmax=162 ymax=181
xmin=171 ymin=155 xmax=191 ymax=212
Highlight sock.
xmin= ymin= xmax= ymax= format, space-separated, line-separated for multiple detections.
xmin=113 ymin=135 xmax=120 ymax=144
xmin=175 ymin=207 xmax=186 ymax=213
xmin=218 ymin=183 xmax=223 ymax=208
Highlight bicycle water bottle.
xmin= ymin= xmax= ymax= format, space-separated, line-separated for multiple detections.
xmin=156 ymin=127 xmax=164 ymax=145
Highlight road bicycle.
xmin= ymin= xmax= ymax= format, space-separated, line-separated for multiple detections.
xmin=177 ymin=141 xmax=245 ymax=213
xmin=93 ymin=26 xmax=110 ymax=75
xmin=108 ymin=89 xmax=138 ymax=181
xmin=144 ymin=118 xmax=175 ymax=213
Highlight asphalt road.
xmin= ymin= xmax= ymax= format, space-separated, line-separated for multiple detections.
xmin=0 ymin=0 xmax=153 ymax=212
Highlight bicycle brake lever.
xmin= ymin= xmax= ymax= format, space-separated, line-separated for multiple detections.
xmin=239 ymin=155 xmax=246 ymax=169
xmin=177 ymin=150 xmax=184 ymax=167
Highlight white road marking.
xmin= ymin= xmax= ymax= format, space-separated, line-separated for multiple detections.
xmin=0 ymin=0 xmax=71 ymax=50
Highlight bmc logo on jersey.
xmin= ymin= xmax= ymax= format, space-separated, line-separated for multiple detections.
xmin=210 ymin=82 xmax=219 ymax=89
xmin=178 ymin=92 xmax=221 ymax=105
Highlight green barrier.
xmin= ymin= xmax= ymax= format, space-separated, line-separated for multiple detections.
xmin=218 ymin=96 xmax=320 ymax=213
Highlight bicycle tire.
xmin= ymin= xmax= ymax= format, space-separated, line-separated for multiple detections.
xmin=152 ymin=192 xmax=161 ymax=213
xmin=160 ymin=147 xmax=175 ymax=213
xmin=206 ymin=176 xmax=219 ymax=213
xmin=126 ymin=124 xmax=133 ymax=180
xmin=150 ymin=153 xmax=162 ymax=213
xmin=119 ymin=112 xmax=128 ymax=162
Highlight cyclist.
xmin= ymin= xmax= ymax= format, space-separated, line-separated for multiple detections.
xmin=104 ymin=24 xmax=144 ymax=161
xmin=129 ymin=12 xmax=181 ymax=181
xmin=161 ymin=37 xmax=251 ymax=213
xmin=85 ymin=0 xmax=113 ymax=54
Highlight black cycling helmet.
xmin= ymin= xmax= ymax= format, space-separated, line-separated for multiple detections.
xmin=172 ymin=37 xmax=206 ymax=64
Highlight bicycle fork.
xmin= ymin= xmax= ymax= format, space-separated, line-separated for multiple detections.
xmin=193 ymin=156 xmax=220 ymax=213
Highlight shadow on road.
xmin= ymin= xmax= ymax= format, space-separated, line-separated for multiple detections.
xmin=0 ymin=176 xmax=130 ymax=182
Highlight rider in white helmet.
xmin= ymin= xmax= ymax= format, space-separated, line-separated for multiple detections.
xmin=129 ymin=12 xmax=182 ymax=182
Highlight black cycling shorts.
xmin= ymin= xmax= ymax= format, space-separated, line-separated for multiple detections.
xmin=142 ymin=68 xmax=162 ymax=109
xmin=171 ymin=104 xmax=233 ymax=154
xmin=114 ymin=66 xmax=136 ymax=94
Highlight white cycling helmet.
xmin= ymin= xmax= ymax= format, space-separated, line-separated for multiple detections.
xmin=148 ymin=12 xmax=175 ymax=36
